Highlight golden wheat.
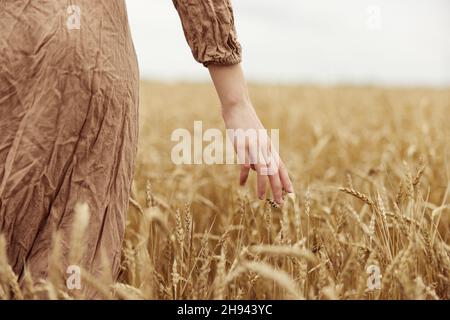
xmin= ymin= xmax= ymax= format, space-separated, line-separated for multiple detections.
xmin=0 ymin=83 xmax=448 ymax=300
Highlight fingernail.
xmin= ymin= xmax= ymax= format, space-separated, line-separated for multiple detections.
xmin=287 ymin=193 xmax=296 ymax=202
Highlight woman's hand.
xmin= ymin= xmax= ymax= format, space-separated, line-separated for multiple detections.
xmin=208 ymin=64 xmax=294 ymax=204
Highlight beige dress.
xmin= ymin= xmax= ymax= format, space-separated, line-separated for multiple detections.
xmin=0 ymin=0 xmax=241 ymax=288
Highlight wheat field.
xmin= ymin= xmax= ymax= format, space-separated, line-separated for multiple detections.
xmin=0 ymin=82 xmax=449 ymax=299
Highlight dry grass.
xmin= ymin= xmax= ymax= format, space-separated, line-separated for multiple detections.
xmin=1 ymin=82 xmax=449 ymax=299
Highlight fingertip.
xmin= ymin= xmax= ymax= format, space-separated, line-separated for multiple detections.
xmin=258 ymin=189 xmax=265 ymax=200
xmin=275 ymin=191 xmax=283 ymax=200
xmin=286 ymin=186 xmax=294 ymax=193
xmin=286 ymin=192 xmax=296 ymax=202
xmin=274 ymin=194 xmax=283 ymax=205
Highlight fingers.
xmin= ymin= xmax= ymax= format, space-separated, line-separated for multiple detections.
xmin=253 ymin=150 xmax=288 ymax=204
xmin=242 ymin=162 xmax=292 ymax=205
xmin=259 ymin=148 xmax=285 ymax=204
xmin=239 ymin=134 xmax=292 ymax=205
xmin=279 ymin=161 xmax=294 ymax=193
xmin=255 ymin=164 xmax=267 ymax=200
xmin=268 ymin=169 xmax=284 ymax=205
xmin=239 ymin=163 xmax=250 ymax=186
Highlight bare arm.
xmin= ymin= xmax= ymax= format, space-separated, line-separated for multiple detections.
xmin=208 ymin=64 xmax=294 ymax=204
xmin=173 ymin=0 xmax=293 ymax=203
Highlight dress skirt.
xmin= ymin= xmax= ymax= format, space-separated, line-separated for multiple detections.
xmin=0 ymin=0 xmax=139 ymax=290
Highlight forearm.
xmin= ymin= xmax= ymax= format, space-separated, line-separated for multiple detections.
xmin=208 ymin=64 xmax=251 ymax=111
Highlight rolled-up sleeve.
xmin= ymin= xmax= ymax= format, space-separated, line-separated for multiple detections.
xmin=173 ymin=0 xmax=242 ymax=67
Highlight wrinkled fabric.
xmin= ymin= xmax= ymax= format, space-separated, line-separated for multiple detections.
xmin=0 ymin=0 xmax=241 ymax=295
xmin=173 ymin=0 xmax=242 ymax=66
xmin=0 ymin=1 xmax=139 ymax=290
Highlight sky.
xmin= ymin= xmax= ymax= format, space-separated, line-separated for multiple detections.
xmin=125 ymin=0 xmax=450 ymax=86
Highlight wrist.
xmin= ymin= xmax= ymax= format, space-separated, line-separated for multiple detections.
xmin=220 ymin=95 xmax=252 ymax=114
